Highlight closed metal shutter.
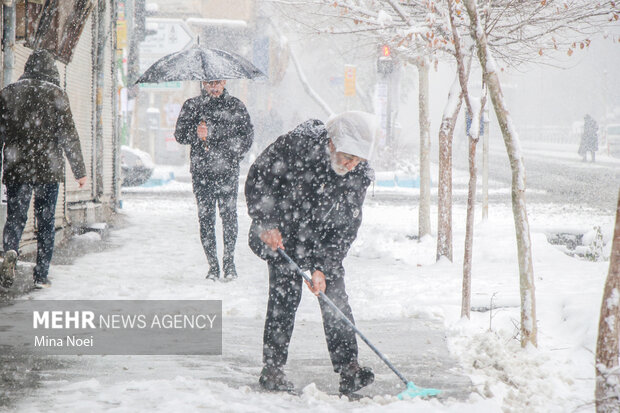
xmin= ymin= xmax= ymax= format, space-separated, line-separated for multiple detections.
xmin=64 ymin=13 xmax=94 ymax=203
xmin=102 ymin=2 xmax=115 ymax=200
xmin=13 ymin=45 xmax=29 ymax=77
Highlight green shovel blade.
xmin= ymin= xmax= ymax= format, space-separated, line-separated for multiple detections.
xmin=397 ymin=382 xmax=441 ymax=400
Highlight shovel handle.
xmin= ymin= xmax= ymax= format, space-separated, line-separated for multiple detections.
xmin=276 ymin=248 xmax=410 ymax=386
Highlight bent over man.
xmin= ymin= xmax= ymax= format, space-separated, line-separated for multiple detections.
xmin=245 ymin=111 xmax=376 ymax=395
xmin=175 ymin=80 xmax=253 ymax=281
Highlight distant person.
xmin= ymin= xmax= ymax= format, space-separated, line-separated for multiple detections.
xmin=174 ymin=80 xmax=254 ymax=281
xmin=0 ymin=50 xmax=87 ymax=290
xmin=245 ymin=111 xmax=376 ymax=395
xmin=578 ymin=114 xmax=598 ymax=162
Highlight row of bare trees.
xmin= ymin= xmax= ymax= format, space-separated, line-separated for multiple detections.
xmin=266 ymin=0 xmax=619 ymax=409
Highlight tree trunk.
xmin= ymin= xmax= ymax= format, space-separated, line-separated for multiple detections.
xmin=418 ymin=62 xmax=432 ymax=239
xmin=595 ymin=189 xmax=620 ymax=413
xmin=464 ymin=0 xmax=538 ymax=347
xmin=462 ymin=136 xmax=478 ymax=318
xmin=437 ymin=76 xmax=463 ymax=261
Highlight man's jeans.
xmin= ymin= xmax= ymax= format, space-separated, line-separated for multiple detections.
xmin=3 ymin=183 xmax=59 ymax=280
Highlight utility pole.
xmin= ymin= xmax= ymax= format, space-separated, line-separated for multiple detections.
xmin=126 ymin=0 xmax=140 ymax=97
xmin=602 ymin=70 xmax=608 ymax=150
xmin=2 ymin=0 xmax=15 ymax=88
xmin=377 ymin=45 xmax=394 ymax=148
xmin=94 ymin=0 xmax=107 ymax=201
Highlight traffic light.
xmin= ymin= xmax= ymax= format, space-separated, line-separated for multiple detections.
xmin=377 ymin=45 xmax=393 ymax=74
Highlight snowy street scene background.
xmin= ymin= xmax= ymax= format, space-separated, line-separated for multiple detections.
xmin=1 ymin=1 xmax=620 ymax=412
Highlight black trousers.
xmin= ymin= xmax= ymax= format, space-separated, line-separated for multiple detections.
xmin=3 ymin=183 xmax=59 ymax=280
xmin=262 ymin=261 xmax=358 ymax=372
xmin=191 ymin=175 xmax=238 ymax=269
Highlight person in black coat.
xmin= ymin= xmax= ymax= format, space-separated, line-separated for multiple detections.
xmin=578 ymin=114 xmax=598 ymax=162
xmin=175 ymin=80 xmax=253 ymax=280
xmin=245 ymin=111 xmax=377 ymax=395
xmin=0 ymin=50 xmax=87 ymax=290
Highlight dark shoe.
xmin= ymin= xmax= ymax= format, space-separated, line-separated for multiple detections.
xmin=258 ymin=366 xmax=295 ymax=392
xmin=34 ymin=277 xmax=52 ymax=289
xmin=0 ymin=250 xmax=18 ymax=289
xmin=206 ymin=265 xmax=220 ymax=281
xmin=223 ymin=260 xmax=238 ymax=281
xmin=339 ymin=361 xmax=374 ymax=395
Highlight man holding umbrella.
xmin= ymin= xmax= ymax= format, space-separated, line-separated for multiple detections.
xmin=174 ymin=79 xmax=254 ymax=281
xmin=245 ymin=111 xmax=376 ymax=395
xmin=138 ymin=46 xmax=262 ymax=280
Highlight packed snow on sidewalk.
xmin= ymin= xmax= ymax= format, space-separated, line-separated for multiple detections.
xmin=11 ymin=178 xmax=615 ymax=413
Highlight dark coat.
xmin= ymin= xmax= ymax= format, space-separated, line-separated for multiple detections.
xmin=579 ymin=115 xmax=598 ymax=154
xmin=244 ymin=119 xmax=373 ymax=280
xmin=0 ymin=50 xmax=86 ymax=184
xmin=174 ymin=89 xmax=253 ymax=185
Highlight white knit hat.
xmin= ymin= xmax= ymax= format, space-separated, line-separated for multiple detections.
xmin=326 ymin=111 xmax=377 ymax=160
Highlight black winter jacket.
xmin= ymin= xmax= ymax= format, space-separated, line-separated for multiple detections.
xmin=174 ymin=89 xmax=253 ymax=184
xmin=0 ymin=50 xmax=86 ymax=184
xmin=245 ymin=119 xmax=373 ymax=280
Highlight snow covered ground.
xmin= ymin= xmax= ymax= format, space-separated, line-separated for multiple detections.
xmin=4 ymin=151 xmax=617 ymax=412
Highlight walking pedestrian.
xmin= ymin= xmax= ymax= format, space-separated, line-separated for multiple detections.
xmin=245 ymin=111 xmax=377 ymax=395
xmin=175 ymin=80 xmax=253 ymax=281
xmin=578 ymin=114 xmax=599 ymax=162
xmin=0 ymin=50 xmax=87 ymax=290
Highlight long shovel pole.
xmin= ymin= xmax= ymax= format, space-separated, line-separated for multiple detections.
xmin=277 ymin=248 xmax=409 ymax=386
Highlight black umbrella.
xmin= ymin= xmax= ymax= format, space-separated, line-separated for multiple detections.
xmin=135 ymin=46 xmax=266 ymax=84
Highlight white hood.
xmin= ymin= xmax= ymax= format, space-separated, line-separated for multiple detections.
xmin=326 ymin=111 xmax=378 ymax=161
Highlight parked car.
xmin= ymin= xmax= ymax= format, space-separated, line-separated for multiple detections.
xmin=121 ymin=146 xmax=154 ymax=186
xmin=605 ymin=123 xmax=620 ymax=158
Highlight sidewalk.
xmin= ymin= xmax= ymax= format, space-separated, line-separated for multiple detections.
xmin=1 ymin=189 xmax=472 ymax=412
xmin=2 ymin=174 xmax=614 ymax=412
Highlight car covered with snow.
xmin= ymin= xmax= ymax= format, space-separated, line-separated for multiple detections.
xmin=121 ymin=146 xmax=154 ymax=187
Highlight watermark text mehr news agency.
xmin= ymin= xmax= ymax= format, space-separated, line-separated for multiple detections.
xmin=33 ymin=311 xmax=218 ymax=330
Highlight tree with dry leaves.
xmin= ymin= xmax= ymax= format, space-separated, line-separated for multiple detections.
xmin=458 ymin=0 xmax=617 ymax=346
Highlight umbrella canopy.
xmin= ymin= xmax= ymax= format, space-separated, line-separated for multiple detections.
xmin=135 ymin=46 xmax=265 ymax=84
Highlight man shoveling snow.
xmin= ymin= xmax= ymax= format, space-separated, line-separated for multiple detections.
xmin=245 ymin=111 xmax=376 ymax=395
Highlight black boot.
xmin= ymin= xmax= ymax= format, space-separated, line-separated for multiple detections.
xmin=0 ymin=250 xmax=17 ymax=290
xmin=339 ymin=361 xmax=374 ymax=395
xmin=206 ymin=264 xmax=220 ymax=281
xmin=258 ymin=366 xmax=295 ymax=392
xmin=222 ymin=256 xmax=238 ymax=281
